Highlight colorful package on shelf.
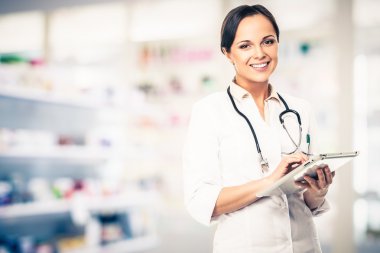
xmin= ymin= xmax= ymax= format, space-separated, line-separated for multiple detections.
xmin=57 ymin=235 xmax=86 ymax=252
xmin=0 ymin=181 xmax=12 ymax=206
xmin=0 ymin=235 xmax=57 ymax=253
xmin=28 ymin=178 xmax=55 ymax=202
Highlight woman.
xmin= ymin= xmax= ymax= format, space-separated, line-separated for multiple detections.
xmin=183 ymin=4 xmax=334 ymax=253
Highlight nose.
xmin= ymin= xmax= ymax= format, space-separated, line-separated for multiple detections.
xmin=253 ymin=45 xmax=265 ymax=59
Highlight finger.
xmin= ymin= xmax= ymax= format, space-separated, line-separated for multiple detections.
xmin=317 ymin=168 xmax=326 ymax=188
xmin=294 ymin=181 xmax=309 ymax=190
xmin=284 ymin=156 xmax=303 ymax=166
xmin=324 ymin=167 xmax=333 ymax=185
xmin=292 ymin=152 xmax=308 ymax=162
xmin=289 ymin=161 xmax=302 ymax=169
xmin=286 ymin=159 xmax=304 ymax=172
xmin=303 ymin=176 xmax=319 ymax=191
xmin=299 ymin=152 xmax=309 ymax=162
xmin=278 ymin=157 xmax=303 ymax=175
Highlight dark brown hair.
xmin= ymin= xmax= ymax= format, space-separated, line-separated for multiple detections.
xmin=220 ymin=5 xmax=280 ymax=53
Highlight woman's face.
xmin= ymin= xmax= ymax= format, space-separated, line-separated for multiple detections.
xmin=224 ymin=14 xmax=278 ymax=86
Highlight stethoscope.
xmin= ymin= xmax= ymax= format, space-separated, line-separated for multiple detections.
xmin=227 ymin=86 xmax=302 ymax=173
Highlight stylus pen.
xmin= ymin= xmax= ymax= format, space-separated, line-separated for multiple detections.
xmin=306 ymin=133 xmax=311 ymax=154
xmin=302 ymin=134 xmax=313 ymax=156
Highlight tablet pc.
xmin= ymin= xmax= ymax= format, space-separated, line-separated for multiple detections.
xmin=256 ymin=151 xmax=359 ymax=197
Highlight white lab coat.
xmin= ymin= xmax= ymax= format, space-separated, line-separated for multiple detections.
xmin=183 ymin=82 xmax=329 ymax=253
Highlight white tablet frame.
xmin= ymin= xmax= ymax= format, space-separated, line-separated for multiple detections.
xmin=256 ymin=151 xmax=359 ymax=197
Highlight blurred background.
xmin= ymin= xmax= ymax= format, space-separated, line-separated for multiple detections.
xmin=0 ymin=0 xmax=379 ymax=252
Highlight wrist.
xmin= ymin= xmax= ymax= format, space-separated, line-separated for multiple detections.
xmin=309 ymin=198 xmax=327 ymax=212
xmin=265 ymin=173 xmax=276 ymax=185
xmin=304 ymin=191 xmax=326 ymax=209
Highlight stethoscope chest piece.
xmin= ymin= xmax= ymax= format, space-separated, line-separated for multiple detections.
xmin=260 ymin=158 xmax=269 ymax=173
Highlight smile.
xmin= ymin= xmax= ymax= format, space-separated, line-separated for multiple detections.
xmin=250 ymin=61 xmax=269 ymax=69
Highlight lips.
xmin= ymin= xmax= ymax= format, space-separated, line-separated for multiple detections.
xmin=250 ymin=61 xmax=270 ymax=69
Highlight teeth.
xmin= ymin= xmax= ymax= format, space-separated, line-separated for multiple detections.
xmin=251 ymin=62 xmax=268 ymax=68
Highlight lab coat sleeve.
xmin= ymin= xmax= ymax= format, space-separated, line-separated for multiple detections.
xmin=307 ymin=102 xmax=331 ymax=216
xmin=183 ymin=100 xmax=222 ymax=226
xmin=310 ymin=198 xmax=331 ymax=216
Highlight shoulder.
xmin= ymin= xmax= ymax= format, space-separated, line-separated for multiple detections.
xmin=187 ymin=91 xmax=228 ymax=132
xmin=189 ymin=91 xmax=230 ymax=127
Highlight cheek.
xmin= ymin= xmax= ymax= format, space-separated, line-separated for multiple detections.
xmin=271 ymin=47 xmax=278 ymax=60
xmin=235 ymin=53 xmax=251 ymax=66
xmin=269 ymin=50 xmax=278 ymax=67
xmin=272 ymin=56 xmax=278 ymax=68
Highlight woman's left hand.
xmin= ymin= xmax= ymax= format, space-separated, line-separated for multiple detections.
xmin=295 ymin=164 xmax=335 ymax=198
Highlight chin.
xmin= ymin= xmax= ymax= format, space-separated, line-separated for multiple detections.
xmin=248 ymin=76 xmax=270 ymax=84
xmin=253 ymin=80 xmax=269 ymax=85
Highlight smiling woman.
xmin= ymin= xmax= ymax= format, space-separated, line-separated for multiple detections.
xmin=220 ymin=6 xmax=280 ymax=119
xmin=183 ymin=4 xmax=334 ymax=253
xmin=223 ymin=14 xmax=278 ymax=96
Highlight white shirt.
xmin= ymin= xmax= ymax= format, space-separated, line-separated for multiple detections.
xmin=183 ymin=82 xmax=330 ymax=253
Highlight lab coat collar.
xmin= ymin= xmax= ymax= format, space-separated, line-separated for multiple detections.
xmin=229 ymin=79 xmax=280 ymax=103
xmin=266 ymin=84 xmax=280 ymax=102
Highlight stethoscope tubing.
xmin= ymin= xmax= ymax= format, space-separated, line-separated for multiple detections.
xmin=227 ymin=85 xmax=303 ymax=170
xmin=227 ymin=86 xmax=263 ymax=155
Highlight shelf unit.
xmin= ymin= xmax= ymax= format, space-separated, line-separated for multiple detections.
xmin=0 ymin=148 xmax=111 ymax=161
xmin=0 ymin=82 xmax=158 ymax=253
xmin=0 ymin=193 xmax=160 ymax=219
xmin=0 ymin=200 xmax=68 ymax=219
xmin=0 ymin=86 xmax=125 ymax=111
xmin=65 ymin=235 xmax=159 ymax=253
xmin=0 ymin=87 xmax=97 ymax=109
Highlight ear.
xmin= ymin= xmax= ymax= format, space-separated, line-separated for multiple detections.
xmin=222 ymin=47 xmax=234 ymax=65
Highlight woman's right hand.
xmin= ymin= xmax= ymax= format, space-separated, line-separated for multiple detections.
xmin=268 ymin=152 xmax=308 ymax=182
xmin=212 ymin=152 xmax=309 ymax=217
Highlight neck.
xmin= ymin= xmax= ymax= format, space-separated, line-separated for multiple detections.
xmin=234 ymin=76 xmax=270 ymax=102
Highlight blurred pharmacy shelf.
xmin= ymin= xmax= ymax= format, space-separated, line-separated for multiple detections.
xmin=0 ymin=65 xmax=157 ymax=252
xmin=0 ymin=193 xmax=159 ymax=219
xmin=0 ymin=199 xmax=68 ymax=218
xmin=65 ymin=235 xmax=159 ymax=253
xmin=0 ymin=86 xmax=125 ymax=111
xmin=0 ymin=148 xmax=111 ymax=162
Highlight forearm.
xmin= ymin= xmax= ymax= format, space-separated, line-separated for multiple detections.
xmin=212 ymin=177 xmax=273 ymax=217
xmin=212 ymin=154 xmax=307 ymax=217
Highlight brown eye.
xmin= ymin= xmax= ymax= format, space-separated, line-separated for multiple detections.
xmin=262 ymin=39 xmax=275 ymax=47
xmin=239 ymin=44 xmax=249 ymax=49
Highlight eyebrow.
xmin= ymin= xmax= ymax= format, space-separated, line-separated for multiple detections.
xmin=237 ymin=35 xmax=276 ymax=44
